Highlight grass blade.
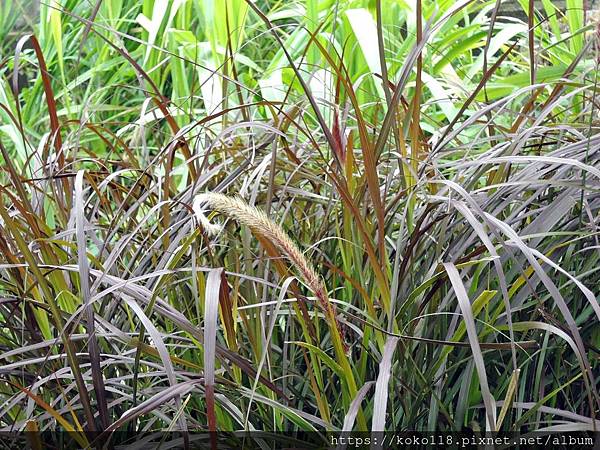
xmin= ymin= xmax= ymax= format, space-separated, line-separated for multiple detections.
xmin=444 ymin=262 xmax=496 ymax=431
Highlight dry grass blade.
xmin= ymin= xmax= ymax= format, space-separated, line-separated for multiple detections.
xmin=74 ymin=171 xmax=109 ymax=430
xmin=371 ymin=336 xmax=399 ymax=432
xmin=203 ymin=268 xmax=221 ymax=434
xmin=340 ymin=382 xmax=375 ymax=434
xmin=444 ymin=262 xmax=496 ymax=431
xmin=496 ymin=369 xmax=520 ymax=430
xmin=120 ymin=297 xmax=188 ymax=436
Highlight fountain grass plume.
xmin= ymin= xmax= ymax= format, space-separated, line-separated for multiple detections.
xmin=193 ymin=193 xmax=335 ymax=317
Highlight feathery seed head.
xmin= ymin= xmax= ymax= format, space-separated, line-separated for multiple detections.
xmin=192 ymin=193 xmax=329 ymax=309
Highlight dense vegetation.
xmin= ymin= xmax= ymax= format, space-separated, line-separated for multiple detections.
xmin=0 ymin=0 xmax=598 ymax=443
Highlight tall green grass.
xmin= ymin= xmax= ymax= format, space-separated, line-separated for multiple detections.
xmin=0 ymin=0 xmax=598 ymax=441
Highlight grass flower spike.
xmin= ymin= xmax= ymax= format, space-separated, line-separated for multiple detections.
xmin=193 ymin=193 xmax=331 ymax=313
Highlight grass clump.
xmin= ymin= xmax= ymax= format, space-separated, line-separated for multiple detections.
xmin=0 ymin=0 xmax=598 ymax=443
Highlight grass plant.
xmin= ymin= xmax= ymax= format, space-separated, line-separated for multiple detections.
xmin=0 ymin=0 xmax=598 ymax=440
